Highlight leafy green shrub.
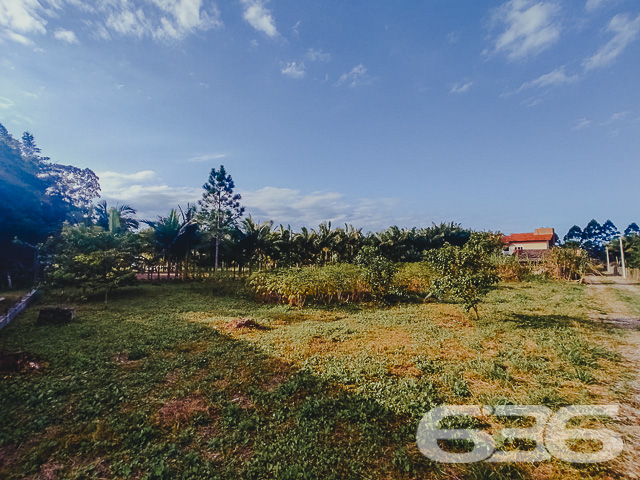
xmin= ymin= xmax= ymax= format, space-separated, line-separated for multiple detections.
xmin=249 ymin=264 xmax=371 ymax=306
xmin=354 ymin=246 xmax=397 ymax=299
xmin=424 ymin=232 xmax=500 ymax=318
xmin=392 ymin=262 xmax=434 ymax=296
xmin=43 ymin=225 xmax=142 ymax=302
xmin=491 ymin=254 xmax=530 ymax=282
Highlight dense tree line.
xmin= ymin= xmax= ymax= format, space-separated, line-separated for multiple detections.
xmin=4 ymin=118 xmax=636 ymax=305
xmin=563 ymin=219 xmax=640 ymax=267
xmin=0 ymin=123 xmax=99 ymax=286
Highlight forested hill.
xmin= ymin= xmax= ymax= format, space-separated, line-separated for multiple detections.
xmin=0 ymin=123 xmax=100 ymax=282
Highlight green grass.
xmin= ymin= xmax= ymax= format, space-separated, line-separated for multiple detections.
xmin=0 ymin=289 xmax=29 ymax=316
xmin=613 ymin=288 xmax=640 ymax=318
xmin=0 ymin=280 xmax=631 ymax=479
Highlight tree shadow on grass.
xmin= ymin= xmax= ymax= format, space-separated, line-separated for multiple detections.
xmin=503 ymin=313 xmax=619 ymax=334
xmin=2 ymin=287 xmax=625 ymax=480
xmin=0 ymin=297 xmax=442 ymax=480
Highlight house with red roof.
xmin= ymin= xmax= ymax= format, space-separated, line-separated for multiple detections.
xmin=502 ymin=228 xmax=558 ymax=261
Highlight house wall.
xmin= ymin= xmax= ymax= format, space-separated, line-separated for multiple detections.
xmin=508 ymin=241 xmax=549 ymax=253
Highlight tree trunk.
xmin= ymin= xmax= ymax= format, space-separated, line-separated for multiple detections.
xmin=215 ymin=236 xmax=220 ymax=271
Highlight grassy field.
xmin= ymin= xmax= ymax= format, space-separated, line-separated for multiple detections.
xmin=0 ymin=279 xmax=634 ymax=479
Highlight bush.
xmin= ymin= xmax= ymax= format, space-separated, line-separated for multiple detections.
xmin=540 ymin=247 xmax=593 ymax=280
xmin=43 ymin=225 xmax=142 ymax=303
xmin=249 ymin=264 xmax=371 ymax=306
xmin=204 ymin=270 xmax=244 ymax=295
xmin=423 ymin=232 xmax=500 ymax=318
xmin=354 ymin=246 xmax=397 ymax=299
xmin=392 ymin=262 xmax=434 ymax=296
xmin=491 ymin=254 xmax=530 ymax=282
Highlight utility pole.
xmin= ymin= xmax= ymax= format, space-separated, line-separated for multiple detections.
xmin=605 ymin=246 xmax=610 ymax=273
xmin=620 ymin=237 xmax=627 ymax=279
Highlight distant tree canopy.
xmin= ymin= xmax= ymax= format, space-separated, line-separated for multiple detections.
xmin=0 ymin=123 xmax=100 ymax=283
xmin=562 ymin=219 xmax=639 ymax=259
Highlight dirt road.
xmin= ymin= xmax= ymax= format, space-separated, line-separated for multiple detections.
xmin=586 ymin=275 xmax=640 ymax=478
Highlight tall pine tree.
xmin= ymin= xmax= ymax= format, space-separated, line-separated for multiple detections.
xmin=198 ymin=165 xmax=244 ymax=269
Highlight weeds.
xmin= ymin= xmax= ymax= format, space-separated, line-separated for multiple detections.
xmin=0 ymin=280 xmax=632 ymax=479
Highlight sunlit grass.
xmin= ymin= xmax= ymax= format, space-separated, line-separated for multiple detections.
xmin=0 ymin=279 xmax=632 ymax=479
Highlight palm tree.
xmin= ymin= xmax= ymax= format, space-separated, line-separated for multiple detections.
xmin=94 ymin=200 xmax=139 ymax=233
xmin=174 ymin=204 xmax=200 ymax=279
xmin=314 ymin=221 xmax=339 ymax=265
xmin=144 ymin=210 xmax=181 ymax=278
xmin=271 ymin=224 xmax=296 ymax=267
xmin=294 ymin=227 xmax=319 ymax=266
xmin=239 ymin=217 xmax=273 ymax=272
xmin=340 ymin=223 xmax=363 ymax=262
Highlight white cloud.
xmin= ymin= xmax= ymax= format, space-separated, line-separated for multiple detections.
xmin=150 ymin=0 xmax=223 ymax=40
xmin=523 ymin=96 xmax=543 ymax=107
xmin=188 ymin=153 xmax=227 ymax=162
xmin=447 ymin=31 xmax=460 ymax=43
xmin=240 ymin=187 xmax=403 ymax=231
xmin=281 ymin=61 xmax=305 ymax=79
xmin=450 ymin=81 xmax=473 ymax=94
xmin=0 ymin=0 xmax=223 ymax=44
xmin=7 ymin=31 xmax=34 ymax=45
xmin=307 ymin=48 xmax=331 ymax=62
xmin=98 ymin=170 xmax=158 ymax=189
xmin=601 ymin=110 xmax=629 ymax=124
xmin=336 ymin=64 xmax=371 ymax=88
xmin=292 ymin=20 xmax=301 ymax=36
xmin=491 ymin=0 xmax=561 ymax=60
xmin=97 ymin=170 xmax=201 ymax=220
xmin=0 ymin=0 xmax=47 ymax=43
xmin=241 ymin=0 xmax=277 ymax=38
xmin=583 ymin=13 xmax=640 ymax=71
xmin=0 ymin=96 xmax=14 ymax=109
xmin=517 ymin=66 xmax=578 ymax=91
xmin=97 ymin=171 xmax=411 ymax=231
xmin=585 ymin=0 xmax=608 ymax=12
xmin=53 ymin=27 xmax=78 ymax=43
xmin=106 ymin=8 xmax=150 ymax=38
xmin=572 ymin=118 xmax=592 ymax=130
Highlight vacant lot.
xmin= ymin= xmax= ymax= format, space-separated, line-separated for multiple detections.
xmin=0 ymin=279 xmax=636 ymax=479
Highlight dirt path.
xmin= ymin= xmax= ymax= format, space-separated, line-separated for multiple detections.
xmin=586 ymin=275 xmax=640 ymax=478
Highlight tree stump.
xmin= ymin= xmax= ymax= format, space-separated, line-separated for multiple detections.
xmin=37 ymin=307 xmax=75 ymax=325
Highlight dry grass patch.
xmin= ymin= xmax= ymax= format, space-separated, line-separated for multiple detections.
xmin=157 ymin=394 xmax=213 ymax=426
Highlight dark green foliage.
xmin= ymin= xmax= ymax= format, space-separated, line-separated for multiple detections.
xmin=43 ymin=225 xmax=143 ymax=302
xmin=607 ymin=234 xmax=640 ymax=269
xmin=354 ymin=245 xmax=397 ymax=299
xmin=0 ymin=123 xmax=100 ymax=284
xmin=624 ymin=222 xmax=640 ymax=237
xmin=423 ymin=232 xmax=500 ymax=318
xmin=600 ymin=220 xmax=619 ymax=244
xmin=94 ymin=201 xmax=139 ymax=233
xmin=198 ymin=165 xmax=244 ymax=269
xmin=563 ymin=225 xmax=583 ymax=244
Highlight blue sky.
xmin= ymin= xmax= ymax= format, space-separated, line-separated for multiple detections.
xmin=1 ymin=0 xmax=639 ymax=237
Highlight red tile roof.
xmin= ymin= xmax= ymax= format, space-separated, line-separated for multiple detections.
xmin=503 ymin=232 xmax=555 ymax=243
